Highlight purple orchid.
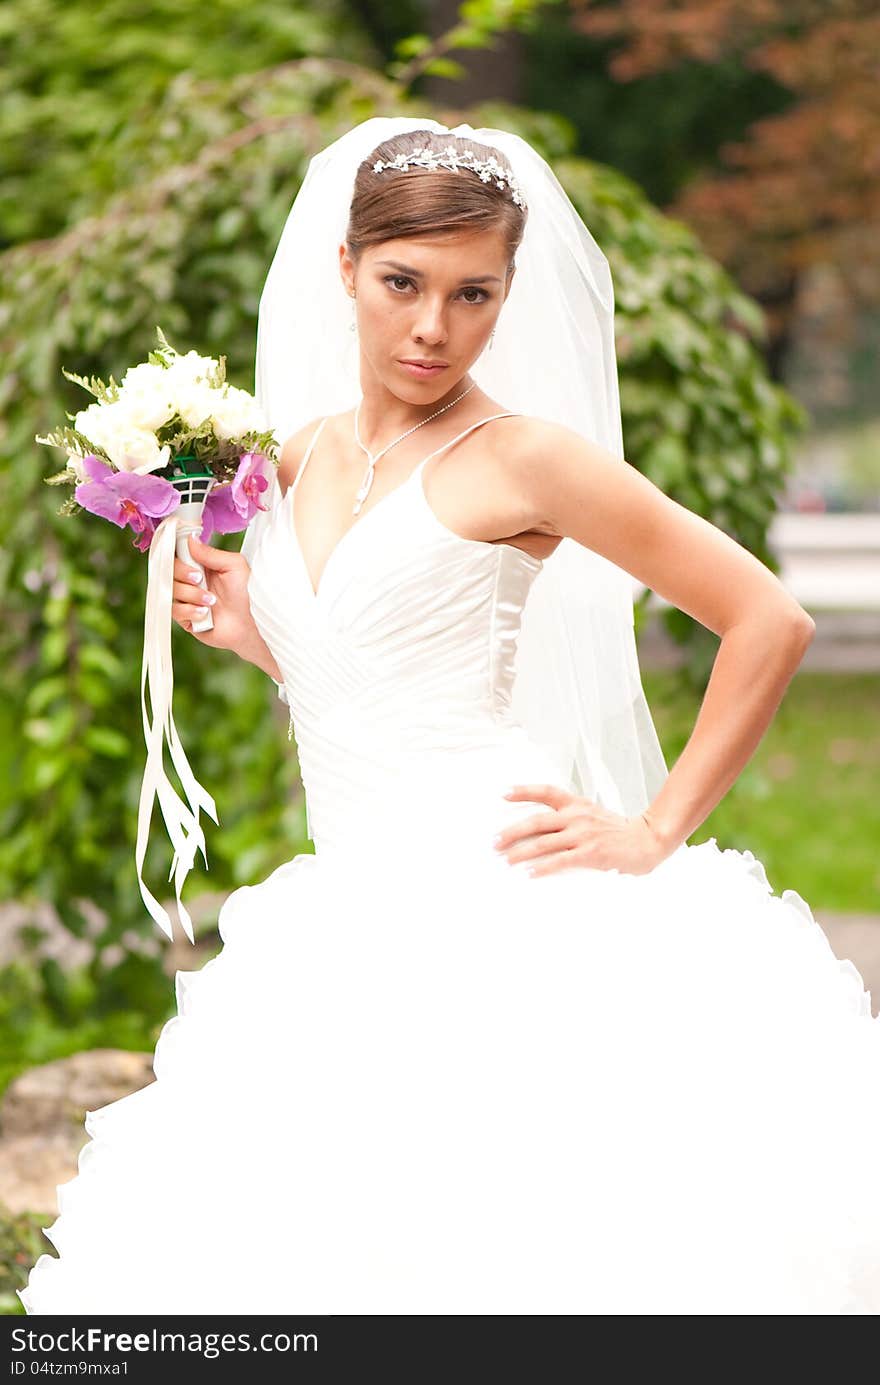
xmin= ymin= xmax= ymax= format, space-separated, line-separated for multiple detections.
xmin=74 ymin=454 xmax=180 ymax=552
xmin=198 ymin=451 xmax=272 ymax=542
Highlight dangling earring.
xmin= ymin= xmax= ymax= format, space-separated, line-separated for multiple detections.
xmin=489 ymin=327 xmax=496 ymax=351
xmin=349 ymin=291 xmax=357 ymax=334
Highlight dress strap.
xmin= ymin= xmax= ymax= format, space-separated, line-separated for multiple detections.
xmin=414 ymin=412 xmax=520 ymax=476
xmin=289 ymin=417 xmax=328 ymax=495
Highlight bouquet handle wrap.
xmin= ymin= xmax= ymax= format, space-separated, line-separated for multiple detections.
xmin=175 ymin=501 xmax=214 ymax=634
xmin=136 ymin=512 xmax=220 ymax=943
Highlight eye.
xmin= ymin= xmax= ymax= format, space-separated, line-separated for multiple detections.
xmin=382 ymin=274 xmax=490 ymax=305
xmin=460 ymin=286 xmax=489 ymax=304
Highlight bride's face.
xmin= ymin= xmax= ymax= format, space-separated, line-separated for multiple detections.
xmin=339 ymin=228 xmax=513 ymax=397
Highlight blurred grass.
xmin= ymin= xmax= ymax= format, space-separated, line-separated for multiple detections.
xmin=0 ymin=1208 xmax=46 ymax=1314
xmin=0 ymin=992 xmax=160 ymax=1109
xmin=642 ymin=669 xmax=880 ymax=910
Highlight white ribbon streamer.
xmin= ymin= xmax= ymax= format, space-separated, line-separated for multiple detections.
xmin=135 ymin=513 xmax=219 ymax=942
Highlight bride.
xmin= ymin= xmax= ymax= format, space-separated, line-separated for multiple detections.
xmin=20 ymin=118 xmax=880 ymax=1316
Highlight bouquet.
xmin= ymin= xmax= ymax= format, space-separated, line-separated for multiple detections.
xmin=37 ymin=327 xmax=280 ymax=943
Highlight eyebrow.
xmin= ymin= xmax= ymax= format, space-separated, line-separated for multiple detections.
xmin=376 ymin=259 xmax=502 ymax=286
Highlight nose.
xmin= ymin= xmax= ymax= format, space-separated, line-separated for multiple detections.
xmin=412 ymin=299 xmax=447 ymax=346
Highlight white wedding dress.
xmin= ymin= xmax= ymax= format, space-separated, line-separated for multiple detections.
xmin=20 ymin=414 xmax=880 ymax=1316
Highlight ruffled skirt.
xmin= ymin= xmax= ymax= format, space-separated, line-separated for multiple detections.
xmin=19 ymin=811 xmax=880 ymax=1315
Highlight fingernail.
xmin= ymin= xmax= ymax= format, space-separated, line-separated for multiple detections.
xmin=188 ymin=570 xmax=201 ymax=581
xmin=492 ymin=834 xmax=503 ymax=848
xmin=202 ymin=592 xmax=216 ymax=605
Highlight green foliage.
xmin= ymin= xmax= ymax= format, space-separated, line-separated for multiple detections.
xmin=0 ymin=45 xmax=803 ymax=1028
xmin=552 ymin=151 xmax=807 ymax=679
xmin=1 ymin=64 xmax=356 ymax=1016
xmin=0 ymin=958 xmax=167 ymax=1100
xmin=0 ymin=0 xmax=378 ymax=248
xmin=387 ymin=0 xmax=560 ymax=86
xmin=1 ymin=1205 xmax=49 ymax=1314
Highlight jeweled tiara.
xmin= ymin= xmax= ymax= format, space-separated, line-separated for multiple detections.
xmin=371 ymin=144 xmax=527 ymax=210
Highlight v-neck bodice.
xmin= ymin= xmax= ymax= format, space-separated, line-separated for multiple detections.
xmin=246 ymin=411 xmax=563 ymax=852
xmin=287 ymin=412 xmax=526 ymax=601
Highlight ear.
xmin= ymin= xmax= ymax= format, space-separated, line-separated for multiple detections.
xmin=339 ymin=241 xmax=356 ymax=296
xmin=503 ymin=263 xmax=516 ymax=303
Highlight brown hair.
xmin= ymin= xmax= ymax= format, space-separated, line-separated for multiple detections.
xmin=345 ymin=129 xmax=527 ymax=273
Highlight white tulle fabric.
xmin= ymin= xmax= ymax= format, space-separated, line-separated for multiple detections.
xmin=20 ymin=425 xmax=880 ymax=1315
xmin=242 ymin=114 xmax=670 ymax=823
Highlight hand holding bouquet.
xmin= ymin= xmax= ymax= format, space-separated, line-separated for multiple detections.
xmin=37 ymin=328 xmax=280 ymax=943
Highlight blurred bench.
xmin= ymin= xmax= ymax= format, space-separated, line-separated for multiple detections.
xmin=637 ymin=512 xmax=880 ymax=671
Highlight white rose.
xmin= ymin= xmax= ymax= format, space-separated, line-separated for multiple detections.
xmin=74 ymin=399 xmax=134 ymax=458
xmin=73 ymin=400 xmax=112 ymax=446
xmin=210 ymin=385 xmax=263 ymax=440
xmin=103 ymin=429 xmax=171 ymax=475
xmin=174 ymin=381 xmax=216 ymax=430
xmin=73 ymin=399 xmax=169 ymax=473
xmin=165 ymin=350 xmax=219 ymax=387
xmin=123 ymin=388 xmax=176 ymax=432
xmin=118 ymin=363 xmax=177 ymax=431
xmin=120 ymin=361 xmax=166 ymax=391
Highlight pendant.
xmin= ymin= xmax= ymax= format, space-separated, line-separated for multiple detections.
xmin=352 ymin=462 xmax=375 ymax=516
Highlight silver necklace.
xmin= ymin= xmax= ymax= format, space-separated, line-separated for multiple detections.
xmin=350 ymin=380 xmax=478 ymax=515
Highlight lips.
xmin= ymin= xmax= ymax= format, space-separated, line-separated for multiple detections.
xmin=398 ymin=359 xmax=449 ymax=376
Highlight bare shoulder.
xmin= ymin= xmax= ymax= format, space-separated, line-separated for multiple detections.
xmin=511 ymin=415 xmax=813 ymax=638
xmin=508 ymin=414 xmax=689 ymax=538
xmin=506 ymin=415 xmax=602 ymax=466
xmin=493 ymin=414 xmax=582 ymax=533
xmin=475 ymin=410 xmax=554 ymax=469
xmin=277 ymin=416 xmax=329 ymax=494
xmin=496 ymin=413 xmax=577 ymax=462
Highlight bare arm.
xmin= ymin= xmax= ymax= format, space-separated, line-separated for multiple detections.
xmin=516 ymin=421 xmax=816 ymax=850
xmin=237 ymin=621 xmax=284 ymax=683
